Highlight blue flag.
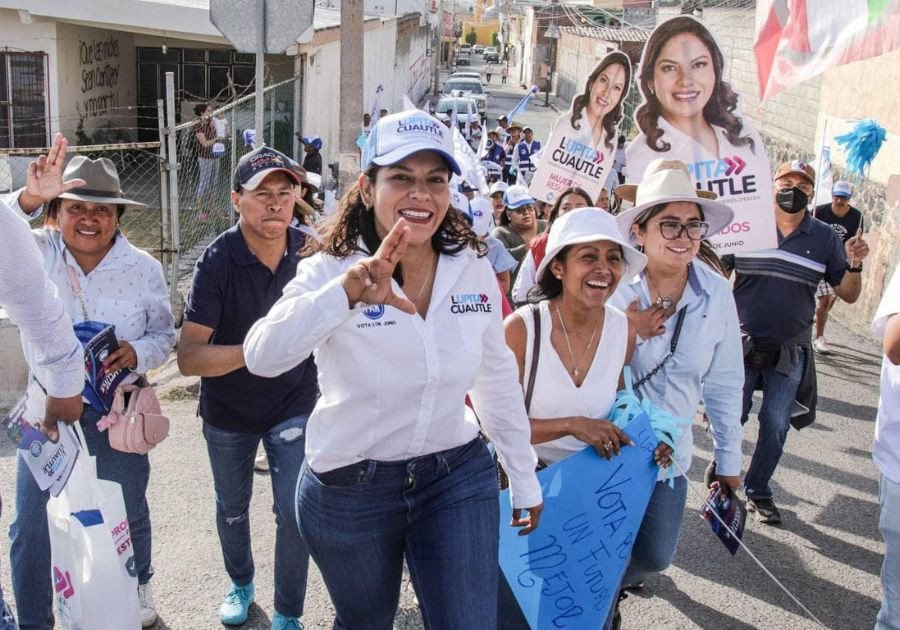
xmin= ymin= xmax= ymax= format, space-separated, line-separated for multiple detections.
xmin=498 ymin=414 xmax=659 ymax=629
xmin=506 ymin=85 xmax=539 ymax=123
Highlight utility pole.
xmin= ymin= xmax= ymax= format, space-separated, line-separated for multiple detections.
xmin=339 ymin=0 xmax=365 ymax=191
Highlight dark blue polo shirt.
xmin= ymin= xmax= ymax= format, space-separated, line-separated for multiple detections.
xmin=184 ymin=225 xmax=317 ymax=433
xmin=724 ymin=213 xmax=846 ymax=343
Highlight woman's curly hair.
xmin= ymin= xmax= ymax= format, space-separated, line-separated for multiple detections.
xmin=635 ymin=16 xmax=754 ymax=154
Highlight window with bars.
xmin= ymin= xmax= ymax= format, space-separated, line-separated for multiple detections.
xmin=0 ymin=51 xmax=49 ymax=148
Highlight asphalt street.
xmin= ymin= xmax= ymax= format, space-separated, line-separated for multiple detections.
xmin=0 ymin=57 xmax=886 ymax=629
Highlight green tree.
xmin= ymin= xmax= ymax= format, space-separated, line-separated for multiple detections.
xmin=465 ymin=29 xmax=477 ymax=45
xmin=492 ymin=32 xmax=500 ymax=47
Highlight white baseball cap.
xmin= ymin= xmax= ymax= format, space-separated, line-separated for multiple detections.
xmin=362 ymin=110 xmax=461 ymax=175
xmin=536 ymin=208 xmax=647 ymax=282
xmin=469 ymin=197 xmax=494 ymax=236
xmin=489 ymin=181 xmax=509 ymax=197
xmin=504 ymin=185 xmax=535 ymax=209
xmin=832 ymin=181 xmax=853 ymax=199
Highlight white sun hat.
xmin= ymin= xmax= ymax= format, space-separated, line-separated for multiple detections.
xmin=614 ymin=159 xmax=734 ymax=243
xmin=536 ymin=207 xmax=647 ymax=282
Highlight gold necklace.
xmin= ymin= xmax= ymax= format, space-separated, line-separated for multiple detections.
xmin=555 ymin=304 xmax=603 ymax=378
xmin=410 ymin=254 xmax=436 ymax=303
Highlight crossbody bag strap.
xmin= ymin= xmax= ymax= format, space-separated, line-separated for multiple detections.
xmin=524 ymin=303 xmax=541 ymax=413
xmin=634 ymin=306 xmax=687 ymax=391
xmin=63 ymin=252 xmax=90 ymax=322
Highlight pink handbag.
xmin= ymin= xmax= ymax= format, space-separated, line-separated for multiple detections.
xmin=97 ymin=383 xmax=170 ymax=454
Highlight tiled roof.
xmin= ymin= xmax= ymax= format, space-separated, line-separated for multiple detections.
xmin=559 ymin=26 xmax=650 ymax=42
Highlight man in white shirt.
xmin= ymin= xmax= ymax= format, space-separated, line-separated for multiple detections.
xmin=872 ymin=264 xmax=900 ymax=630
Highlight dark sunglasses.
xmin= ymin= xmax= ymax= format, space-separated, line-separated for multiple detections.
xmin=658 ymin=220 xmax=710 ymax=241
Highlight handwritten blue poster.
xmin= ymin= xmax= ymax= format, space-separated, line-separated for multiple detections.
xmin=498 ymin=415 xmax=659 ymax=629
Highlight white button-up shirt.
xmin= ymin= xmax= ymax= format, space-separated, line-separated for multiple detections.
xmin=609 ymin=261 xmax=745 ymax=479
xmin=0 ymin=200 xmax=83 ymax=397
xmin=245 ymin=247 xmax=542 ymax=509
xmin=873 ymin=264 xmax=900 ymax=484
xmin=2 ymin=191 xmax=175 ymax=378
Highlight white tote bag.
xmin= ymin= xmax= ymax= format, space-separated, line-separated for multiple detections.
xmin=46 ymin=427 xmax=140 ymax=629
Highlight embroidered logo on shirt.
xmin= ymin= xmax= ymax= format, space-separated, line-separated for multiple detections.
xmin=363 ymin=304 xmax=385 ymax=320
xmin=450 ymin=293 xmax=492 ymax=314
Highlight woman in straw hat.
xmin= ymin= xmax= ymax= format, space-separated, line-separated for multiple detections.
xmin=244 ymin=110 xmax=542 ymax=629
xmin=6 ymin=134 xmax=175 ymax=628
xmin=606 ymin=158 xmax=744 ymax=627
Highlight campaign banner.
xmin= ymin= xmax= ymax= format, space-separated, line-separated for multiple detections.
xmin=626 ymin=15 xmax=776 ymax=255
xmin=529 ymin=51 xmax=633 ymax=205
xmin=498 ymin=415 xmax=658 ymax=629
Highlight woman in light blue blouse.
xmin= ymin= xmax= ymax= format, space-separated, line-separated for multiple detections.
xmin=6 ymin=136 xmax=175 ymax=629
xmin=606 ymin=159 xmax=744 ymax=628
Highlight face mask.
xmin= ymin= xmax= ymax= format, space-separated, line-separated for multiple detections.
xmin=776 ymin=187 xmax=809 ymax=214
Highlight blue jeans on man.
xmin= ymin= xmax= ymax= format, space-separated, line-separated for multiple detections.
xmin=297 ymin=437 xmax=499 ymax=630
xmin=741 ymin=360 xmax=804 ymax=500
xmin=9 ymin=406 xmax=152 ymax=630
xmin=202 ymin=413 xmax=310 ymax=619
xmin=878 ymin=474 xmax=900 ymax=630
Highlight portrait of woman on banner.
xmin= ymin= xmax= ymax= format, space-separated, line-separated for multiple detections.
xmin=626 ymin=15 xmax=776 ymax=253
xmin=529 ymin=52 xmax=632 ymax=204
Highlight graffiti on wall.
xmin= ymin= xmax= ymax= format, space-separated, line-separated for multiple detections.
xmin=79 ymin=36 xmax=120 ymax=118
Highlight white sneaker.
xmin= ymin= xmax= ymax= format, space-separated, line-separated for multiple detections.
xmin=813 ymin=336 xmax=831 ymax=354
xmin=254 ymin=451 xmax=269 ymax=472
xmin=138 ymin=582 xmax=158 ymax=628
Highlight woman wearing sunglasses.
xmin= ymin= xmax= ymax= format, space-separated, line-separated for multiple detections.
xmin=607 ymin=159 xmax=745 ymax=628
xmin=492 ymin=185 xmax=547 ymax=288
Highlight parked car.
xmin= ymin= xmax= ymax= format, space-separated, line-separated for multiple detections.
xmin=456 ymin=51 xmax=471 ymax=66
xmin=472 ymin=45 xmax=485 ymax=55
xmin=483 ymin=47 xmax=500 ymax=63
xmin=459 ymin=43 xmax=473 ymax=55
xmin=442 ymin=78 xmax=488 ymax=113
xmin=433 ymin=97 xmax=482 ymax=129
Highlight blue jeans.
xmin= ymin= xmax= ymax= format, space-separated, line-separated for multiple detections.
xmin=741 ymin=360 xmax=804 ymax=500
xmin=9 ymin=406 xmax=152 ymax=630
xmin=602 ymin=477 xmax=688 ymax=629
xmin=878 ymin=474 xmax=900 ymax=630
xmin=202 ymin=414 xmax=310 ymax=618
xmin=297 ymin=437 xmax=499 ymax=630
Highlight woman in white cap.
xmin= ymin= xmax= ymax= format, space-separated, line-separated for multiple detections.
xmin=6 ymin=134 xmax=176 ymax=628
xmin=492 ymin=185 xmax=547 ymax=287
xmin=500 ymin=208 xmax=670 ymax=628
xmin=606 ymin=159 xmax=744 ymax=627
xmin=244 ymin=110 xmax=543 ymax=629
xmin=510 ymin=186 xmax=593 ymax=305
xmin=488 ymin=180 xmax=509 ymax=225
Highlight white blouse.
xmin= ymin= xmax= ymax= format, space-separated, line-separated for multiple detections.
xmin=244 ymin=247 xmax=542 ymax=509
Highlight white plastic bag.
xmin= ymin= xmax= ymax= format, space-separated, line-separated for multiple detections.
xmin=47 ymin=427 xmax=140 ymax=629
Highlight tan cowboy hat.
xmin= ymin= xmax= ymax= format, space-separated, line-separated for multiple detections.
xmin=614 ymin=159 xmax=733 ymax=243
xmin=57 ymin=156 xmax=145 ymax=209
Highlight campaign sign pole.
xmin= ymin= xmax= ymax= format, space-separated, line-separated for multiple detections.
xmin=498 ymin=415 xmax=659 ymax=629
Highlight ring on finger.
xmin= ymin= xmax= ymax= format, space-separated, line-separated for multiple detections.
xmin=603 ymin=441 xmax=613 ymax=450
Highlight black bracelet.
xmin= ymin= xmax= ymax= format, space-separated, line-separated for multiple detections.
xmin=847 ymin=263 xmax=863 ymax=273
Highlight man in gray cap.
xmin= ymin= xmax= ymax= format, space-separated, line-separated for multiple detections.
xmin=812 ymin=180 xmax=865 ymax=354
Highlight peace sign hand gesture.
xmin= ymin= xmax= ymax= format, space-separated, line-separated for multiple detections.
xmin=341 ymin=219 xmax=417 ymax=315
xmin=20 ymin=133 xmax=86 ymax=212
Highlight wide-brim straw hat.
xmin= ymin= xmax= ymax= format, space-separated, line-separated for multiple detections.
xmin=57 ymin=156 xmax=145 ymax=209
xmin=536 ymin=207 xmax=647 ymax=282
xmin=614 ymin=159 xmax=733 ymax=243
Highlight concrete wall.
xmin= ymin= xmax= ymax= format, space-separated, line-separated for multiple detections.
xmin=54 ymin=22 xmax=137 ymax=142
